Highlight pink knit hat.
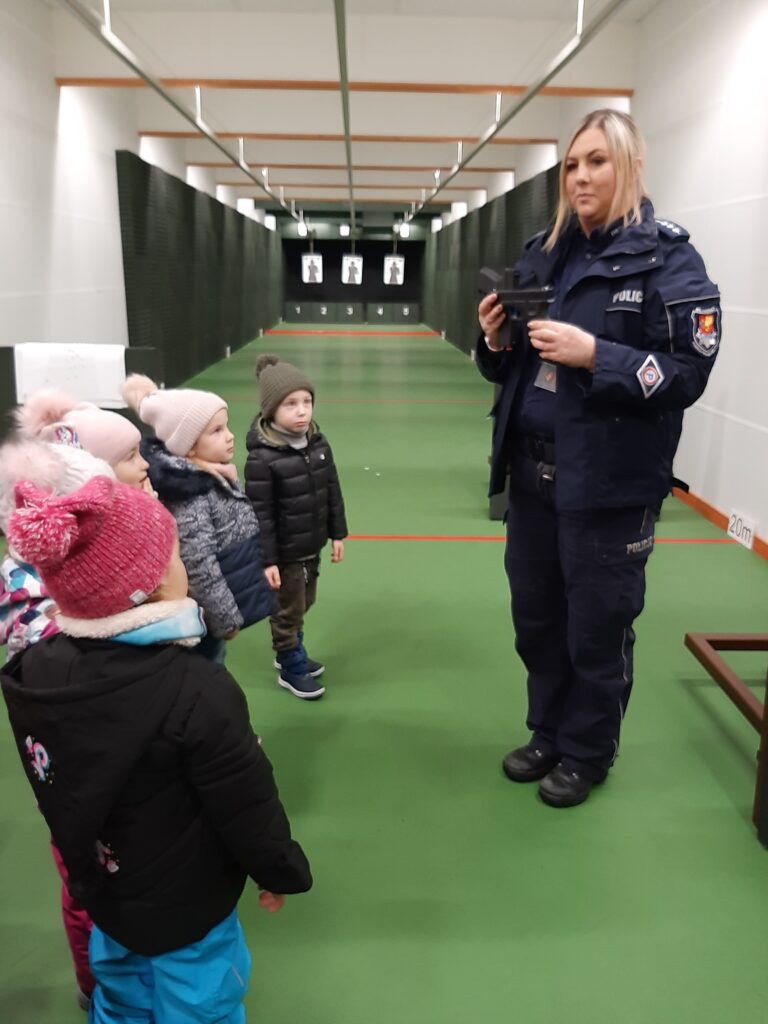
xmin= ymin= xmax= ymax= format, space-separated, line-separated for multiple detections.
xmin=7 ymin=477 xmax=176 ymax=618
xmin=123 ymin=375 xmax=226 ymax=457
xmin=16 ymin=390 xmax=141 ymax=468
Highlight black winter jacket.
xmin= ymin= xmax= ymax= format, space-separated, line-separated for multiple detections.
xmin=0 ymin=635 xmax=312 ymax=956
xmin=243 ymin=419 xmax=348 ymax=565
xmin=142 ymin=437 xmax=275 ymax=635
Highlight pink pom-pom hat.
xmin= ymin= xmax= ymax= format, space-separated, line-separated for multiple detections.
xmin=7 ymin=477 xmax=177 ymax=619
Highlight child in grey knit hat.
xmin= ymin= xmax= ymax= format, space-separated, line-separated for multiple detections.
xmin=244 ymin=354 xmax=347 ymax=700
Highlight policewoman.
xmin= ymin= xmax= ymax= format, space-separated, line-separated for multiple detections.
xmin=476 ymin=109 xmax=721 ymax=807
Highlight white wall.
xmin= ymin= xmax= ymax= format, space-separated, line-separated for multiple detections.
xmin=514 ymin=143 xmax=559 ymax=185
xmin=0 ymin=0 xmax=138 ymax=348
xmin=216 ymin=185 xmax=239 ymax=209
xmin=556 ymin=95 xmax=631 ymax=156
xmin=486 ymin=171 xmax=516 ymax=201
xmin=634 ymin=0 xmax=768 ymax=538
xmin=139 ymin=136 xmax=187 ymax=181
xmin=186 ymin=165 xmax=217 ymax=197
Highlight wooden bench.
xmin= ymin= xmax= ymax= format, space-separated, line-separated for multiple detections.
xmin=684 ymin=633 xmax=768 ymax=846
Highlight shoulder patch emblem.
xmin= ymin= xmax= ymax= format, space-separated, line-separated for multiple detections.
xmin=690 ymin=306 xmax=720 ymax=357
xmin=636 ymin=355 xmax=665 ymax=399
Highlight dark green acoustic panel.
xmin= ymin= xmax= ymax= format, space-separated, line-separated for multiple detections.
xmin=116 ymin=151 xmax=283 ymax=386
xmin=0 ymin=349 xmax=16 ymax=442
xmin=366 ymin=303 xmax=395 ymax=324
xmin=336 ymin=302 xmax=365 ymax=322
xmin=312 ymin=302 xmax=337 ymax=321
xmin=284 ymin=301 xmax=314 ymax=322
xmin=393 ymin=303 xmax=420 ymax=322
xmin=124 ymin=346 xmax=165 ymax=388
xmin=423 ymin=165 xmax=560 ymax=353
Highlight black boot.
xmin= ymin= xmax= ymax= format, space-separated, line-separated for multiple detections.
xmin=538 ymin=763 xmax=598 ymax=807
xmin=502 ymin=744 xmax=559 ymax=782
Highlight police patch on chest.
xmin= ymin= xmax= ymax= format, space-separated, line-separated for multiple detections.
xmin=690 ymin=306 xmax=720 ymax=357
xmin=636 ymin=354 xmax=665 ymax=398
xmin=609 ymin=288 xmax=643 ymax=309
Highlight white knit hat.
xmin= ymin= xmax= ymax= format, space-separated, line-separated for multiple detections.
xmin=0 ymin=438 xmax=114 ymax=533
xmin=16 ymin=390 xmax=141 ymax=468
xmin=123 ymin=375 xmax=226 ymax=457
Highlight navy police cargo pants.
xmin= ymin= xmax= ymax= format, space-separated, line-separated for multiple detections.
xmin=504 ymin=449 xmax=657 ymax=782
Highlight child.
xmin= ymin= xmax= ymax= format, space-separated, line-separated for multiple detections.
xmin=0 ymin=438 xmax=113 ymax=1011
xmin=123 ymin=375 xmax=275 ymax=663
xmin=7 ymin=391 xmax=154 ymax=1008
xmin=16 ymin=389 xmax=150 ymax=491
xmin=1 ymin=476 xmax=312 ymax=1023
xmin=0 ymin=438 xmax=114 ymax=659
xmin=244 ymin=354 xmax=348 ymax=700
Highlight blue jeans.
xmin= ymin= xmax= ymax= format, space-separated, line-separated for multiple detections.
xmin=89 ymin=910 xmax=250 ymax=1023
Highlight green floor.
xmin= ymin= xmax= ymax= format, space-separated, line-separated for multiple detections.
xmin=2 ymin=324 xmax=768 ymax=1023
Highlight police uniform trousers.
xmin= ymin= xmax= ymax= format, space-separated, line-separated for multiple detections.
xmin=504 ymin=447 xmax=657 ymax=781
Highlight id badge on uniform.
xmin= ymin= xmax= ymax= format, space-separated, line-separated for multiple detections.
xmin=534 ymin=361 xmax=557 ymax=392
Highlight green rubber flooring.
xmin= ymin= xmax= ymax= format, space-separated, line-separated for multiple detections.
xmin=2 ymin=325 xmax=767 ymax=1023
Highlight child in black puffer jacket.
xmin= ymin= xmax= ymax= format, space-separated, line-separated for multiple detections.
xmin=244 ymin=355 xmax=347 ymax=701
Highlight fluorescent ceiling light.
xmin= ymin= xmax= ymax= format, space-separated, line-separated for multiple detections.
xmin=264 ymin=214 xmax=276 ymax=232
xmin=297 ymin=221 xmax=308 ymax=237
xmin=339 ymin=223 xmax=351 ymax=237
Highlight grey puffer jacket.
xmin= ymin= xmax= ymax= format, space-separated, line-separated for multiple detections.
xmin=142 ymin=438 xmax=275 ymax=637
xmin=243 ymin=418 xmax=347 ymax=566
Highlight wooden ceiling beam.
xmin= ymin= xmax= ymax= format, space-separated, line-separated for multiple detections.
xmin=56 ymin=77 xmax=633 ymax=98
xmin=217 ymin=181 xmax=477 ymax=190
xmin=250 ymin=197 xmax=452 ymax=206
xmin=140 ymin=131 xmax=555 ymax=145
xmin=188 ymin=162 xmax=510 ymax=172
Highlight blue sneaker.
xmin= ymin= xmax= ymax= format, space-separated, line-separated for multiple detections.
xmin=273 ymin=638 xmax=324 ymax=678
xmin=298 ymin=631 xmax=325 ymax=677
xmin=275 ymin=645 xmax=325 ymax=700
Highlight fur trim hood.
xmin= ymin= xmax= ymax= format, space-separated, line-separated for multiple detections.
xmin=57 ymin=597 xmax=203 ymax=647
xmin=245 ymin=416 xmax=319 ymax=451
xmin=141 ymin=436 xmax=232 ymax=502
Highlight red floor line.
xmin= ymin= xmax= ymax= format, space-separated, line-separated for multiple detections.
xmin=347 ymin=534 xmax=736 ymax=544
xmin=265 ymin=329 xmax=440 ymax=337
xmin=656 ymin=538 xmax=735 ymax=544
xmin=350 ymin=534 xmax=504 ymax=542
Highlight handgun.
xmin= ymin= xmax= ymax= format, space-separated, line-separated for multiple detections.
xmin=477 ymin=267 xmax=554 ymax=350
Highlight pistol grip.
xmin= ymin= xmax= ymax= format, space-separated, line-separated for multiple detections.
xmin=498 ymin=318 xmax=514 ymax=351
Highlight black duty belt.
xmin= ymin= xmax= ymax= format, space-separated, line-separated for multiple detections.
xmin=515 ymin=434 xmax=556 ymax=465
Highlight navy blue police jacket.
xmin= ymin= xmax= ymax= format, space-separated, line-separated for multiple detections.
xmin=475 ymin=200 xmax=721 ymax=509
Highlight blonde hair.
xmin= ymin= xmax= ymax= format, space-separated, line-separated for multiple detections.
xmin=544 ymin=108 xmax=647 ymax=252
